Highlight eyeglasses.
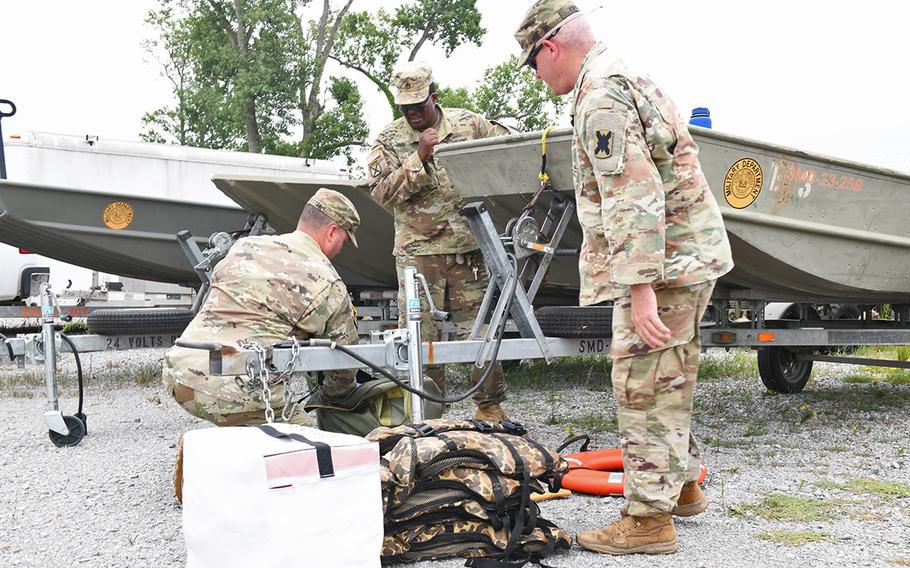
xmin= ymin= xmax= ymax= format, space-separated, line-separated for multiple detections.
xmin=528 ymin=26 xmax=561 ymax=71
xmin=399 ymin=95 xmax=432 ymax=113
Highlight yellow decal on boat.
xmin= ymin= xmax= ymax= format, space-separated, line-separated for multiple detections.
xmin=723 ymin=158 xmax=763 ymax=209
xmin=103 ymin=201 xmax=134 ymax=230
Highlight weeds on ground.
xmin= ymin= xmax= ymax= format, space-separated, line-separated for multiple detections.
xmin=703 ymin=436 xmax=752 ymax=450
xmin=843 ymin=370 xmax=910 ymax=386
xmin=890 ymin=558 xmax=910 ymax=566
xmin=742 ymin=422 xmax=766 ymax=437
xmin=491 ymin=356 xmax=612 ymax=391
xmin=755 ymin=530 xmax=832 ymax=546
xmin=809 ymin=385 xmax=910 ymax=411
xmin=815 ymin=478 xmax=910 ymax=499
xmin=0 ymin=358 xmax=163 ymax=395
xmin=61 ymin=321 xmax=88 ymax=334
xmin=729 ymin=493 xmax=834 ymax=522
xmin=0 ymin=371 xmax=40 ymax=397
xmin=697 ymin=349 xmax=757 ymax=382
xmin=546 ymin=411 xmax=617 ymax=437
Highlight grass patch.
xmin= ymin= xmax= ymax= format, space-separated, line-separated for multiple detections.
xmin=697 ymin=349 xmax=757 ymax=381
xmin=809 ymin=385 xmax=910 ymax=411
xmin=755 ymin=530 xmax=832 ymax=546
xmin=890 ymin=559 xmax=910 ymax=566
xmin=546 ymin=410 xmax=617 ymax=436
xmin=133 ymin=362 xmax=163 ymax=387
xmin=729 ymin=493 xmax=834 ymax=522
xmin=61 ymin=320 xmax=88 ymax=334
xmin=497 ymin=356 xmax=612 ymax=391
xmin=0 ymin=359 xmax=164 ymax=396
xmin=843 ymin=371 xmax=910 ymax=386
xmin=704 ymin=436 xmax=753 ymax=449
xmin=816 ymin=478 xmax=910 ymax=499
xmin=742 ymin=422 xmax=766 ymax=437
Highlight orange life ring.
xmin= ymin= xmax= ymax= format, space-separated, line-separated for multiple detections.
xmin=561 ymin=448 xmax=708 ymax=496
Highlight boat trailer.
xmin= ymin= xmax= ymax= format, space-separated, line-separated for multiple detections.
xmin=7 ymin=187 xmax=910 ymax=445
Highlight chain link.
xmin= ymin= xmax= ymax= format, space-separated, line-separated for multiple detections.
xmin=237 ymin=338 xmax=305 ymax=424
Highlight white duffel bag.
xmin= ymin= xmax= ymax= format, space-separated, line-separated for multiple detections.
xmin=182 ymin=423 xmax=383 ymax=568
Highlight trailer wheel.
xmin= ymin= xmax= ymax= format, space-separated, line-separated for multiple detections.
xmin=757 ymin=346 xmax=813 ymax=393
xmin=49 ymin=415 xmax=86 ymax=448
xmin=87 ymin=308 xmax=194 ymax=336
xmin=535 ymin=306 xmax=613 ymax=338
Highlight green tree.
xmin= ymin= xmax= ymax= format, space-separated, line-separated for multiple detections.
xmin=142 ymin=0 xmax=367 ymax=160
xmin=437 ymin=57 xmax=565 ymax=133
xmin=331 ymin=0 xmax=485 ymax=117
xmin=471 ymin=56 xmax=565 ymax=132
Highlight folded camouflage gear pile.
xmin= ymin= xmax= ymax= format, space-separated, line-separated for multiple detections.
xmin=367 ymin=419 xmax=571 ymax=566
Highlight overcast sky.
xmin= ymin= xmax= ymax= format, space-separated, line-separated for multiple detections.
xmin=3 ymin=0 xmax=909 ymax=172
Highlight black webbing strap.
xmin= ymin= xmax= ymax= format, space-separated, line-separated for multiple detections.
xmin=465 ymin=558 xmax=530 ymax=568
xmin=491 ymin=434 xmax=531 ymax=562
xmin=257 ymin=424 xmax=335 ymax=478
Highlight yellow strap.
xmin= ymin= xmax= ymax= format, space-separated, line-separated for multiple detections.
xmin=540 ymin=125 xmax=555 ymax=157
xmin=539 ymin=125 xmax=556 ymax=184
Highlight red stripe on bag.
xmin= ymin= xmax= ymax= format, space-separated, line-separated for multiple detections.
xmin=264 ymin=445 xmax=378 ymax=489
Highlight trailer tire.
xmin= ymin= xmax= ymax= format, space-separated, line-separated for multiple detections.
xmin=535 ymin=306 xmax=613 ymax=338
xmin=757 ymin=346 xmax=813 ymax=393
xmin=87 ymin=308 xmax=194 ymax=336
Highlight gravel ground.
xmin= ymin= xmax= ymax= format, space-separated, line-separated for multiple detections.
xmin=1 ymin=347 xmax=909 ymax=567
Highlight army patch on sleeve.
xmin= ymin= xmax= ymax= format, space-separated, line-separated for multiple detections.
xmin=367 ymin=146 xmax=386 ymax=181
xmin=593 ymin=129 xmax=613 ymax=159
xmin=587 ymin=110 xmax=627 ymax=175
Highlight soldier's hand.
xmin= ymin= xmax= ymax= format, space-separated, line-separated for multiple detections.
xmin=630 ymin=283 xmax=671 ymax=350
xmin=417 ymin=128 xmax=439 ymax=162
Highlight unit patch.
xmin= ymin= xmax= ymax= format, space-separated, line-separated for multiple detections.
xmin=723 ymin=158 xmax=763 ymax=209
xmin=102 ymin=201 xmax=134 ymax=230
xmin=367 ymin=147 xmax=384 ymax=180
xmin=593 ymin=129 xmax=613 ymax=159
xmin=587 ymin=110 xmax=627 ymax=175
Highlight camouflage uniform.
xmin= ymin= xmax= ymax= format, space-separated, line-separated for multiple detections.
xmin=570 ymin=44 xmax=734 ymax=516
xmin=516 ymin=2 xmax=734 ymax=518
xmin=367 ymin=62 xmax=510 ymax=407
xmin=162 ymin=189 xmax=361 ymax=426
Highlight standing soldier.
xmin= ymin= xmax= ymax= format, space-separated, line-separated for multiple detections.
xmin=515 ymin=1 xmax=734 ymax=555
xmin=367 ymin=61 xmax=510 ymax=422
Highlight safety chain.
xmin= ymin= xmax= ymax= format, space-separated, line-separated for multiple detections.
xmin=236 ymin=338 xmax=305 ymax=424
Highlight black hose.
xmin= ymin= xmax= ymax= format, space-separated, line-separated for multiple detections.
xmin=59 ymin=333 xmax=84 ymax=417
xmin=327 ymin=255 xmax=519 ymax=405
xmin=0 ymin=333 xmax=13 ymax=362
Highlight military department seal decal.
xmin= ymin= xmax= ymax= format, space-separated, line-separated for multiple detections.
xmin=723 ymin=158 xmax=763 ymax=209
xmin=102 ymin=201 xmax=134 ymax=230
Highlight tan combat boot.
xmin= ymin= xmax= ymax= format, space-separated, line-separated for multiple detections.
xmin=474 ymin=402 xmax=507 ymax=423
xmin=576 ymin=514 xmax=677 ymax=555
xmin=173 ymin=433 xmax=185 ymax=504
xmin=620 ymin=481 xmax=710 ymax=517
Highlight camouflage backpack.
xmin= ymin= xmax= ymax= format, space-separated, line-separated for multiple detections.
xmin=367 ymin=419 xmax=571 ymax=566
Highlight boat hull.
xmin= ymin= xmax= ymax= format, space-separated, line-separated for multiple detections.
xmin=0 ymin=180 xmax=250 ymax=287
xmin=436 ymin=127 xmax=910 ymax=303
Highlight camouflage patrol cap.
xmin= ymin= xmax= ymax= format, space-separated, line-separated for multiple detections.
xmin=307 ymin=188 xmax=360 ymax=247
xmin=514 ymin=0 xmax=582 ymax=67
xmin=392 ymin=61 xmax=433 ymax=105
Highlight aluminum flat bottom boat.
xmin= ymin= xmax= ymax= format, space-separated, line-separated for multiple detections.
xmin=211 ymin=175 xmax=577 ymax=303
xmin=0 ymin=179 xmax=250 ymax=287
xmin=436 ymin=127 xmax=910 ymax=303
xmin=212 ymin=175 xmax=396 ymax=291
